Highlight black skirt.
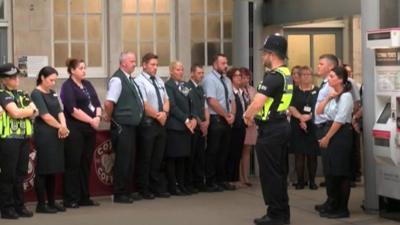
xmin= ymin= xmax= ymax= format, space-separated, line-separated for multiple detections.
xmin=322 ymin=123 xmax=353 ymax=176
xmin=33 ymin=122 xmax=65 ymax=174
xmin=165 ymin=129 xmax=191 ymax=158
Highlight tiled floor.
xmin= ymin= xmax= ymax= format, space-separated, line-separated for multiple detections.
xmin=1 ymin=178 xmax=399 ymax=225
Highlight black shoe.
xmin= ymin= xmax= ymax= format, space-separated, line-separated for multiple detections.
xmin=295 ymin=183 xmax=304 ymax=190
xmin=186 ymin=186 xmax=199 ymax=194
xmin=309 ymin=182 xmax=318 ymax=190
xmin=179 ymin=186 xmax=192 ymax=195
xmin=79 ymin=199 xmax=100 ymax=206
xmin=254 ymin=215 xmax=290 ymax=225
xmin=326 ymin=210 xmax=350 ymax=219
xmin=1 ymin=207 xmax=19 ymax=219
xmin=36 ymin=205 xmax=58 ymax=214
xmin=130 ymin=193 xmax=143 ymax=201
xmin=170 ymin=187 xmax=185 ymax=196
xmin=140 ymin=191 xmax=155 ymax=200
xmin=15 ymin=206 xmax=33 ymax=217
xmin=63 ymin=201 xmax=79 ymax=208
xmin=319 ymin=181 xmax=326 ymax=187
xmin=314 ymin=202 xmax=327 ymax=213
xmin=219 ymin=182 xmax=236 ymax=191
xmin=254 ymin=214 xmax=268 ymax=224
xmin=153 ymin=191 xmax=171 ymax=198
xmin=195 ymin=184 xmax=208 ymax=192
xmin=206 ymin=184 xmax=224 ymax=192
xmin=48 ymin=203 xmax=66 ymax=212
xmin=350 ymin=182 xmax=357 ymax=188
xmin=114 ymin=195 xmax=134 ymax=204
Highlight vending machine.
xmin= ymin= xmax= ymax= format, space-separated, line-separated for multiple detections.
xmin=367 ymin=28 xmax=400 ymax=221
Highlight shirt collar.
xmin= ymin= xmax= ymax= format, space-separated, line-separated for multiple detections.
xmin=233 ymin=87 xmax=242 ymax=95
xmin=212 ymin=70 xmax=223 ymax=79
xmin=120 ymin=68 xmax=132 ymax=79
xmin=142 ymin=71 xmax=154 ymax=80
xmin=190 ymin=79 xmax=199 ymax=87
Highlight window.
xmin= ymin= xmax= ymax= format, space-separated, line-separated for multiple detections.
xmin=122 ymin=0 xmax=173 ymax=67
xmin=53 ymin=0 xmax=105 ymax=77
xmin=0 ymin=0 xmax=4 ymax=20
xmin=191 ymin=0 xmax=233 ymax=66
xmin=0 ymin=0 xmax=8 ymax=64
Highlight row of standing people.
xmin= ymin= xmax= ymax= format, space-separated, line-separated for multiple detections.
xmin=0 ymin=51 xmax=258 ymax=219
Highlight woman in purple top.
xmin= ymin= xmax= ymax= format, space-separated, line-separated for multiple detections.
xmin=60 ymin=58 xmax=102 ymax=208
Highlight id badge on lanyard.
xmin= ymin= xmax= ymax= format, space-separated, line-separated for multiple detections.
xmin=303 ymin=105 xmax=312 ymax=113
xmin=88 ymin=103 xmax=95 ymax=113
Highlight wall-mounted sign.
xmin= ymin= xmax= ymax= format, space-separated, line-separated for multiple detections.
xmin=18 ymin=56 xmax=49 ymax=78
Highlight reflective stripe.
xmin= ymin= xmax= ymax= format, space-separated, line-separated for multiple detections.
xmin=0 ymin=89 xmax=33 ymax=138
xmin=256 ymin=66 xmax=293 ymax=121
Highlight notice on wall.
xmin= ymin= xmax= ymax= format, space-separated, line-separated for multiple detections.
xmin=375 ymin=67 xmax=400 ymax=92
xmin=18 ymin=56 xmax=48 ymax=78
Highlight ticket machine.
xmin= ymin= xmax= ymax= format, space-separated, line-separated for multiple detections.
xmin=367 ymin=28 xmax=400 ymax=221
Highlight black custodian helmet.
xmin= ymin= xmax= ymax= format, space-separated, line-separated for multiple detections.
xmin=261 ymin=35 xmax=288 ymax=59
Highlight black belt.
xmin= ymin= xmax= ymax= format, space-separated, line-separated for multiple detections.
xmin=315 ymin=122 xmax=328 ymax=129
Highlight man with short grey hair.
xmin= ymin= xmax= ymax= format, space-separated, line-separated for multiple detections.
xmin=104 ymin=51 xmax=143 ymax=204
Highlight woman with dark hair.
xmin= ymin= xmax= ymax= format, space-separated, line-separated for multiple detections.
xmin=31 ymin=66 xmax=68 ymax=213
xmin=60 ymin=58 xmax=102 ymax=208
xmin=239 ymin=67 xmax=256 ymax=187
xmin=291 ymin=65 xmax=301 ymax=86
xmin=288 ymin=66 xmax=319 ymax=190
xmin=316 ymin=66 xmax=354 ymax=218
xmin=226 ymin=68 xmax=247 ymax=187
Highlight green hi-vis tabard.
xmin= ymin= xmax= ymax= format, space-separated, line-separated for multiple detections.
xmin=256 ymin=66 xmax=293 ymax=121
xmin=0 ymin=89 xmax=33 ymax=138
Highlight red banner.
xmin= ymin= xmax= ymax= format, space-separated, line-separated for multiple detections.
xmin=24 ymin=131 xmax=114 ymax=201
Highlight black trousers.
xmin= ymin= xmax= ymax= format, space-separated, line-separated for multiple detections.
xmin=186 ymin=130 xmax=205 ymax=187
xmin=63 ymin=122 xmax=96 ymax=204
xmin=111 ymin=124 xmax=137 ymax=197
xmin=256 ymin=120 xmax=290 ymax=220
xmin=227 ymin=126 xmax=246 ymax=182
xmin=166 ymin=157 xmax=186 ymax=191
xmin=351 ymin=129 xmax=362 ymax=180
xmin=316 ymin=124 xmax=334 ymax=207
xmin=206 ymin=116 xmax=232 ymax=186
xmin=0 ymin=138 xmax=29 ymax=210
xmin=35 ymin=174 xmax=56 ymax=206
xmin=136 ymin=123 xmax=166 ymax=193
xmin=326 ymin=175 xmax=351 ymax=211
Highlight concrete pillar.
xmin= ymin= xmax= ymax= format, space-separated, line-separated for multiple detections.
xmin=108 ymin=0 xmax=122 ymax=76
xmin=232 ymin=0 xmax=249 ymax=68
xmin=361 ymin=0 xmax=379 ymax=211
xmin=252 ymin=0 xmax=264 ymax=85
xmin=175 ymin=0 xmax=191 ymax=79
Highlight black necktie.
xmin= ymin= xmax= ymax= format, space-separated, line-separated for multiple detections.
xmin=320 ymin=80 xmax=326 ymax=89
xmin=150 ymin=76 xmax=163 ymax=112
xmin=219 ymin=76 xmax=230 ymax=113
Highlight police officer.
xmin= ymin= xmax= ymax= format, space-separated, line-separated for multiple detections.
xmin=0 ymin=63 xmax=38 ymax=219
xmin=104 ymin=51 xmax=144 ymax=203
xmin=243 ymin=35 xmax=293 ymax=225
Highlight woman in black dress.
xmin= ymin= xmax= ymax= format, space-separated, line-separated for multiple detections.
xmin=31 ymin=66 xmax=69 ymax=213
xmin=289 ymin=66 xmax=319 ymax=190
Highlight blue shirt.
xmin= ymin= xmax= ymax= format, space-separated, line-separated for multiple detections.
xmin=202 ymin=70 xmax=234 ymax=115
xmin=314 ymin=79 xmax=330 ymax=124
xmin=323 ymin=92 xmax=353 ymax=124
xmin=134 ymin=72 xmax=169 ymax=112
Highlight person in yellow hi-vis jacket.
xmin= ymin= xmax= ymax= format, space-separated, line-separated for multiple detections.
xmin=0 ymin=63 xmax=38 ymax=220
xmin=243 ymin=35 xmax=293 ymax=225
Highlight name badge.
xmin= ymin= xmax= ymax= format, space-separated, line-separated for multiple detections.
xmin=303 ymin=106 xmax=312 ymax=113
xmin=88 ymin=103 xmax=95 ymax=112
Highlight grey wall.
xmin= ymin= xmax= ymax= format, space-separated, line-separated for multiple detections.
xmin=262 ymin=0 xmax=361 ymax=25
xmin=380 ymin=0 xmax=399 ymax=28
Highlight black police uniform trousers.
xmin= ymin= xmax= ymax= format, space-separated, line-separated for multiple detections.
xmin=136 ymin=121 xmax=166 ymax=194
xmin=206 ymin=115 xmax=232 ymax=186
xmin=256 ymin=119 xmax=290 ymax=220
xmin=186 ymin=128 xmax=206 ymax=188
xmin=0 ymin=138 xmax=29 ymax=211
xmin=63 ymin=121 xmax=96 ymax=204
xmin=110 ymin=123 xmax=137 ymax=198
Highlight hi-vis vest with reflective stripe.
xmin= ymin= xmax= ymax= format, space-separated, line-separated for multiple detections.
xmin=0 ymin=89 xmax=33 ymax=138
xmin=255 ymin=67 xmax=293 ymax=121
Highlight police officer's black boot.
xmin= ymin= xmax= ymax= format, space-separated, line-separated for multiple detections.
xmin=1 ymin=207 xmax=19 ymax=219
